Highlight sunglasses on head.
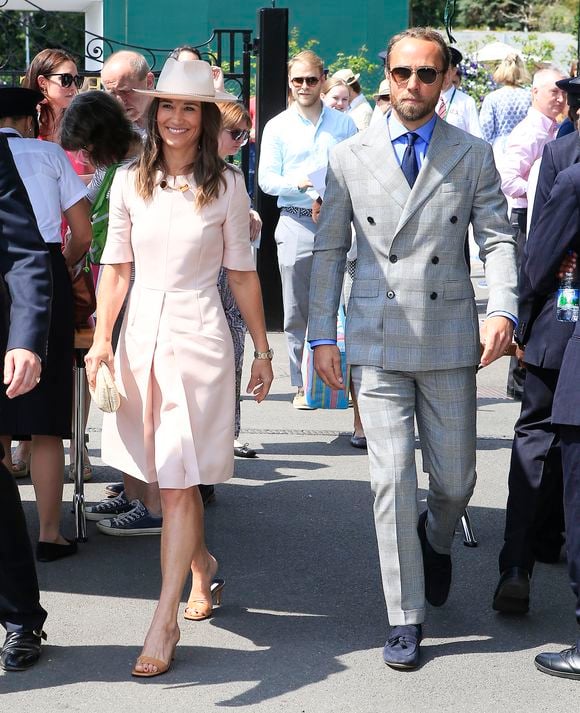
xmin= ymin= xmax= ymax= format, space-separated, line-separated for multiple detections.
xmin=226 ymin=128 xmax=250 ymax=144
xmin=389 ymin=66 xmax=444 ymax=85
xmin=290 ymin=76 xmax=320 ymax=88
xmin=46 ymin=73 xmax=84 ymax=89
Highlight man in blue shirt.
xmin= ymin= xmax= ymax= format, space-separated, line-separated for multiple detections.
xmin=258 ymin=50 xmax=356 ymax=409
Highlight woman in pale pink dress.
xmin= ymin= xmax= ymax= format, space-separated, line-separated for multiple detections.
xmin=85 ymin=59 xmax=273 ymax=678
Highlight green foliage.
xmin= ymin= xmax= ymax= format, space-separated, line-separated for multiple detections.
xmin=326 ymin=47 xmax=382 ymax=98
xmin=288 ymin=27 xmax=320 ymax=57
xmin=0 ymin=10 xmax=85 ymax=71
xmin=510 ymin=33 xmax=555 ymax=72
xmin=456 ymin=0 xmax=576 ymax=31
xmin=536 ymin=4 xmax=575 ymax=33
xmin=409 ymin=0 xmax=448 ymax=27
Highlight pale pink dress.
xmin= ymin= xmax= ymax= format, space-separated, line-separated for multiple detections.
xmin=100 ymin=166 xmax=255 ymax=488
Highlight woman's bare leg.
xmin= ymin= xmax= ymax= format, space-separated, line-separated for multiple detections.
xmin=29 ymin=435 xmax=67 ymax=544
xmin=134 ymin=485 xmax=206 ymax=674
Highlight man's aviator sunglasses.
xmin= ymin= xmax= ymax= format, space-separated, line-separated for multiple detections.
xmin=290 ymin=76 xmax=321 ymax=88
xmin=389 ymin=66 xmax=444 ymax=85
xmin=45 ymin=73 xmax=84 ymax=89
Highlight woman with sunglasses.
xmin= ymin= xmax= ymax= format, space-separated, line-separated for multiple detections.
xmin=213 ymin=101 xmax=261 ymax=466
xmin=84 ymin=59 xmax=272 ymax=677
xmin=23 ymin=49 xmax=84 ymax=146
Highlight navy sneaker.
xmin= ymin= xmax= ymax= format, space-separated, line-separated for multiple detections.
xmin=383 ymin=624 xmax=422 ymax=670
xmin=86 ymin=491 xmax=131 ymax=521
xmin=96 ymin=500 xmax=162 ymax=536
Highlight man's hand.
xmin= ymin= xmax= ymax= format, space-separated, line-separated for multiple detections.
xmin=297 ymin=178 xmax=313 ymax=192
xmin=4 ymin=348 xmax=41 ymax=398
xmin=479 ymin=316 xmax=514 ymax=368
xmin=557 ymin=251 xmax=577 ymax=279
xmin=313 ymin=344 xmax=344 ymax=390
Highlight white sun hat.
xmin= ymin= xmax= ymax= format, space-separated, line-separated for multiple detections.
xmin=134 ymin=58 xmax=238 ymax=103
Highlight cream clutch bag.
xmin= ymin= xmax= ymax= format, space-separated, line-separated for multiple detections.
xmin=89 ymin=362 xmax=120 ymax=413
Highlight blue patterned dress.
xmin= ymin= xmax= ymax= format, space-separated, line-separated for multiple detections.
xmin=479 ymin=86 xmax=531 ymax=157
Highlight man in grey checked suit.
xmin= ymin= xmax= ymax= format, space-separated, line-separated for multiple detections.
xmin=309 ymin=28 xmax=518 ymax=669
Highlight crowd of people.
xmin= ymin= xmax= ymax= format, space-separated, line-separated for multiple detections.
xmin=1 ymin=24 xmax=580 ymax=682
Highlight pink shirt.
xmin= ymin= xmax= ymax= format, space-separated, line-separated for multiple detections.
xmin=498 ymin=106 xmax=558 ymax=209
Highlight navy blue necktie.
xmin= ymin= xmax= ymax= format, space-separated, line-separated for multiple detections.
xmin=401 ymin=131 xmax=419 ymax=188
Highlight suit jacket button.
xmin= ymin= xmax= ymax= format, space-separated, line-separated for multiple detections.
xmin=387 ymin=290 xmax=395 ymax=299
xmin=389 ymin=254 xmax=398 ymax=263
xmin=450 ymin=216 xmax=458 ymax=224
xmin=431 ymin=256 xmax=439 ymax=264
xmin=430 ymin=292 xmax=438 ymax=300
xmin=367 ymin=216 xmax=376 ymax=225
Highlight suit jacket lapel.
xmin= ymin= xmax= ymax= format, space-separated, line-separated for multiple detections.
xmin=395 ymin=118 xmax=470 ymax=235
xmin=350 ymin=120 xmax=410 ymax=210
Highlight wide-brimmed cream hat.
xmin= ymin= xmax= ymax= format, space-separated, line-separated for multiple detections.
xmin=372 ymin=79 xmax=391 ymax=100
xmin=134 ymin=58 xmax=238 ymax=103
xmin=332 ymin=68 xmax=360 ymax=85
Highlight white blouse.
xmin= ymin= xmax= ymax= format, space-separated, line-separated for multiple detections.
xmin=1 ymin=128 xmax=87 ymax=243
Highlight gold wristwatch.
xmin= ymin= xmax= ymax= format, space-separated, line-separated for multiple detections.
xmin=254 ymin=348 xmax=274 ymax=360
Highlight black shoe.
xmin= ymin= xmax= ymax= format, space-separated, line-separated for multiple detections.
xmin=418 ymin=510 xmax=452 ymax=607
xmin=198 ymin=484 xmax=215 ymax=507
xmin=36 ymin=538 xmax=77 ymax=563
xmin=535 ymin=641 xmax=580 ymax=680
xmin=0 ymin=630 xmax=46 ymax=671
xmin=383 ymin=624 xmax=422 ymax=670
xmin=234 ymin=443 xmax=257 ymax=458
xmin=350 ymin=433 xmax=367 ymax=449
xmin=492 ymin=567 xmax=530 ymax=614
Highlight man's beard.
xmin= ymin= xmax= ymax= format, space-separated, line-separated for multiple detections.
xmin=391 ymin=93 xmax=438 ymax=122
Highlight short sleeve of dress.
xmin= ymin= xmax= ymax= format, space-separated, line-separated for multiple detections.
xmin=222 ymin=169 xmax=255 ymax=271
xmin=100 ymin=167 xmax=134 ymax=264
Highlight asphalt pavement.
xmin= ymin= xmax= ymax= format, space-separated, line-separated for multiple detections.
xmin=2 ymin=268 xmax=579 ymax=712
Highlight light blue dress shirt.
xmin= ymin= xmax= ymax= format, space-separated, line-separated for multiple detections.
xmin=258 ymin=102 xmax=357 ymax=209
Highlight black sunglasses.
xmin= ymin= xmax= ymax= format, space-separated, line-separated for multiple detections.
xmin=290 ymin=76 xmax=320 ymax=88
xmin=46 ymin=73 xmax=84 ymax=89
xmin=389 ymin=66 xmax=444 ymax=85
xmin=226 ymin=128 xmax=250 ymax=143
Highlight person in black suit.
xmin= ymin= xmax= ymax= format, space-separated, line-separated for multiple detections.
xmin=0 ymin=133 xmax=52 ymax=671
xmin=524 ymin=161 xmax=580 ymax=678
xmin=493 ymin=78 xmax=580 ymax=615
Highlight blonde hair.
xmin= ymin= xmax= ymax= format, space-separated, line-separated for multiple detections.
xmin=288 ymin=50 xmax=324 ymax=76
xmin=321 ymin=77 xmax=349 ymax=95
xmin=493 ymin=54 xmax=530 ymax=87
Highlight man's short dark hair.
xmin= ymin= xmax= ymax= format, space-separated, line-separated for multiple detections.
xmin=385 ymin=27 xmax=451 ymax=73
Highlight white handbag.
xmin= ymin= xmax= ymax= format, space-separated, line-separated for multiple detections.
xmin=89 ymin=362 xmax=120 ymax=413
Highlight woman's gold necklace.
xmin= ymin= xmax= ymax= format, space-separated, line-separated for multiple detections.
xmin=159 ymin=178 xmax=190 ymax=193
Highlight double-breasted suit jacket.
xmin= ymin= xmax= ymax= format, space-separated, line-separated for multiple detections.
xmin=308 ymin=116 xmax=518 ymax=365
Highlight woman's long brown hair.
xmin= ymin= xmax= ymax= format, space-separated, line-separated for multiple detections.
xmin=135 ymin=98 xmax=229 ymax=209
xmin=22 ymin=48 xmax=77 ymax=139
